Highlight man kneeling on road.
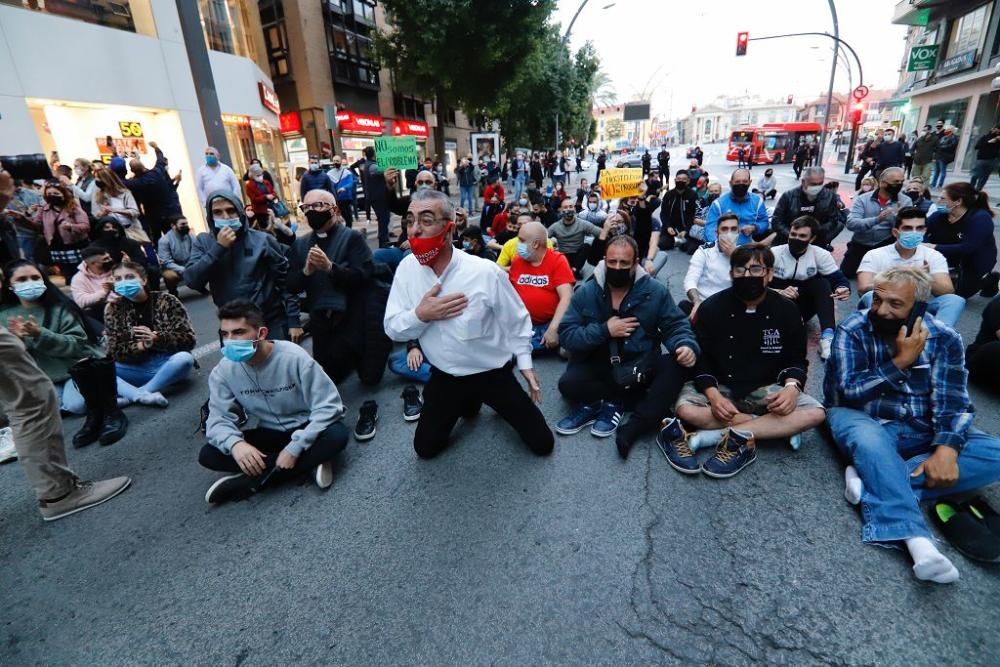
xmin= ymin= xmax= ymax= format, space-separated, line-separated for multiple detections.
xmin=556 ymin=235 xmax=699 ymax=460
xmin=661 ymin=244 xmax=826 ymax=478
xmin=200 ymin=300 xmax=349 ymax=504
xmin=383 ymin=189 xmax=554 ymax=459
xmin=509 ymin=221 xmax=575 ymax=353
xmin=826 ymin=267 xmax=1000 ymax=583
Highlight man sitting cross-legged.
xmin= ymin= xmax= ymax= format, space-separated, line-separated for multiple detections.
xmin=826 ymin=266 xmax=1000 ymax=583
xmin=660 ymin=244 xmax=826 ymax=478
xmin=199 ymin=300 xmax=349 ymax=504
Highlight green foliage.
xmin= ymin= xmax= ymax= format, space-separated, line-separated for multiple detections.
xmin=374 ymin=0 xmax=600 ymax=153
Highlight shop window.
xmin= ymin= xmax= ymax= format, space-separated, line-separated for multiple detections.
xmin=947 ymin=4 xmax=991 ymax=59
xmin=199 ymin=0 xmax=253 ymax=58
xmin=2 ymin=0 xmax=157 ymax=37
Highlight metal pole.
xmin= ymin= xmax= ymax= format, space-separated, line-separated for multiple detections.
xmin=557 ymin=0 xmax=591 ymax=151
xmin=845 ymin=117 xmax=860 ymax=176
xmin=819 ymin=0 xmax=839 ymax=167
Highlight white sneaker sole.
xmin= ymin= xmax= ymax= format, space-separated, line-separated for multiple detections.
xmin=315 ymin=463 xmax=334 ymax=489
xmin=0 ymin=450 xmax=18 ymax=465
xmin=403 ymin=412 xmax=421 ymax=422
xmin=42 ymin=478 xmax=132 ymax=522
xmin=354 ymin=415 xmax=378 ymax=441
xmin=205 ymin=473 xmax=246 ymax=504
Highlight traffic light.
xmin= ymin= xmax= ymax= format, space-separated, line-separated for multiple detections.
xmin=851 ymin=102 xmax=864 ymax=125
xmin=736 ymin=32 xmax=748 ymax=56
xmin=787 ymin=94 xmax=794 ymax=105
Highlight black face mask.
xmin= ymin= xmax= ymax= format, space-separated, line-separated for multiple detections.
xmin=731 ymin=184 xmax=750 ymax=198
xmin=733 ymin=276 xmax=766 ymax=302
xmin=869 ymin=311 xmax=906 ymax=338
xmin=606 ymin=266 xmax=633 ymax=289
xmin=905 ymin=190 xmax=921 ymax=200
xmin=46 ymin=194 xmax=65 ymax=205
xmin=707 ymin=193 xmax=719 ymax=202
xmin=884 ymin=183 xmax=903 ymax=197
xmin=305 ymin=210 xmax=332 ymax=231
xmin=787 ymin=238 xmax=810 ymax=257
xmin=674 ymin=181 xmax=688 ymax=190
xmin=101 ymin=230 xmax=120 ymax=242
xmin=176 ymin=227 xmax=190 ymax=236
xmin=561 ymin=210 xmax=575 ymax=220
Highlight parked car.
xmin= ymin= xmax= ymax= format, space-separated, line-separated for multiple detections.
xmin=615 ymin=153 xmax=646 ymax=168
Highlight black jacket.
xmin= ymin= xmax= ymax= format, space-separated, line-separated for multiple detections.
xmin=974 ymin=133 xmax=1000 ymax=161
xmin=874 ymin=140 xmax=905 ymax=170
xmin=658 ymin=188 xmax=698 ymax=241
xmin=770 ymin=187 xmax=842 ymax=245
xmin=125 ymin=146 xmax=182 ymax=225
xmin=286 ymin=224 xmax=374 ymax=315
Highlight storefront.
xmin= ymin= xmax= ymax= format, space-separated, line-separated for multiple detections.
xmin=221 ymin=113 xmax=292 ymax=206
xmin=335 ymin=111 xmax=384 ymax=164
xmin=391 ymin=118 xmax=430 ymax=160
xmin=909 ymin=69 xmax=996 ymax=172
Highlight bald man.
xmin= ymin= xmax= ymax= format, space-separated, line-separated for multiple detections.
xmin=287 ymin=188 xmax=374 ymax=385
xmin=124 ymin=142 xmax=182 ymax=243
xmin=704 ymin=168 xmax=770 ymax=246
xmin=196 ymin=145 xmax=240 ymax=204
xmin=509 ymin=221 xmax=576 ymax=352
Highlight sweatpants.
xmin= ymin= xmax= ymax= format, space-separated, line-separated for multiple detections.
xmin=558 ymin=352 xmax=687 ymax=430
xmin=770 ymin=276 xmax=836 ymax=331
xmin=0 ymin=328 xmax=78 ymax=500
xmin=198 ymin=422 xmax=348 ymax=483
xmin=414 ymin=363 xmax=554 ymax=459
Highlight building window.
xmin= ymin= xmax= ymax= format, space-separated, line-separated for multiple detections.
xmin=351 ymin=0 xmax=375 ymax=24
xmin=446 ymin=108 xmax=457 ymax=126
xmin=199 ymin=0 xmax=253 ymax=58
xmin=2 ymin=0 xmax=157 ymax=37
xmin=393 ymin=93 xmax=426 ymax=120
xmin=258 ymin=0 xmax=290 ymax=80
xmin=948 ymin=4 xmax=991 ymax=59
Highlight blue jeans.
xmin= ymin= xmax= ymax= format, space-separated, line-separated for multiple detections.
xmin=116 ymin=351 xmax=194 ymax=394
xmin=530 ymin=323 xmax=553 ymax=353
xmin=930 ymin=160 xmax=948 ymax=188
xmin=857 ymin=291 xmax=965 ymax=329
xmin=513 ymin=174 xmax=526 ymax=201
xmin=373 ymin=247 xmax=411 ymax=271
xmin=827 ymin=407 xmax=1000 ymax=543
xmin=388 ymin=350 xmax=431 ymax=384
xmin=16 ymin=235 xmax=34 ymax=261
xmin=58 ymin=377 xmax=144 ymax=414
xmin=459 ymin=185 xmax=476 ymax=213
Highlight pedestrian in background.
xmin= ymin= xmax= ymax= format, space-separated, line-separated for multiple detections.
xmin=931 ymin=126 xmax=958 ymax=189
xmin=910 ymin=125 xmax=938 ymax=183
xmin=969 ymin=125 xmax=1000 ymax=192
xmin=195 ymin=147 xmax=240 ymax=206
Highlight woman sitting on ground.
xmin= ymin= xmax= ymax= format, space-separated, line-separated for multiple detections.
xmin=104 ymin=259 xmax=196 ymax=404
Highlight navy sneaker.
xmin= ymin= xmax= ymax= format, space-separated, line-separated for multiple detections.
xmin=701 ymin=428 xmax=757 ymax=478
xmin=555 ymin=401 xmax=602 ymax=435
xmin=656 ymin=418 xmax=699 ymax=474
xmin=591 ymin=401 xmax=623 ymax=438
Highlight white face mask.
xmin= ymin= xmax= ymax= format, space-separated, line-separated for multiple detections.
xmin=884 ymin=135 xmax=895 ymax=143
xmin=720 ymin=231 xmax=739 ymax=244
xmin=803 ymin=184 xmax=824 ymax=198
xmin=588 ymin=202 xmax=598 ymax=211
xmin=254 ymin=176 xmax=264 ymax=183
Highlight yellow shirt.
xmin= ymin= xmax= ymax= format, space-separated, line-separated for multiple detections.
xmin=497 ymin=236 xmax=556 ymax=267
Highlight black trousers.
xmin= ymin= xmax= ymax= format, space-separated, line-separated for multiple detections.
xmin=567 ymin=246 xmax=590 ymax=274
xmin=793 ymin=161 xmax=804 ymax=179
xmin=968 ymin=342 xmax=1000 ymax=393
xmin=337 ymin=199 xmax=354 ymax=228
xmin=841 ymin=238 xmax=891 ymax=280
xmin=199 ymin=422 xmax=349 ymax=483
xmin=372 ymin=199 xmax=391 ymax=246
xmin=414 ymin=363 xmax=554 ymax=459
xmin=557 ymin=353 xmax=687 ymax=430
xmin=771 ymin=276 xmax=836 ymax=331
xmin=310 ymin=310 xmax=355 ymax=383
xmin=854 ymin=162 xmax=874 ymax=191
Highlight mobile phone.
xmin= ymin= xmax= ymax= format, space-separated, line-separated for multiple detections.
xmin=0 ymin=154 xmax=52 ymax=181
xmin=905 ymin=301 xmax=928 ymax=337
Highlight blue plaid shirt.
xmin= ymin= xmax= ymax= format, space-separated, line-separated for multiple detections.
xmin=824 ymin=310 xmax=974 ymax=451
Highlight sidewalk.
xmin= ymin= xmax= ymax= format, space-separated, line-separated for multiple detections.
xmin=821 ymin=152 xmax=1000 ymax=202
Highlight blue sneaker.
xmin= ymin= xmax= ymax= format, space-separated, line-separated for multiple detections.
xmin=701 ymin=428 xmax=757 ymax=478
xmin=591 ymin=401 xmax=623 ymax=438
xmin=656 ymin=418 xmax=700 ymax=474
xmin=556 ymin=401 xmax=602 ymax=435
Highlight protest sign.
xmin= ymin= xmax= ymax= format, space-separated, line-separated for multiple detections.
xmin=374 ymin=135 xmax=418 ymax=170
xmin=599 ymin=168 xmax=644 ymax=199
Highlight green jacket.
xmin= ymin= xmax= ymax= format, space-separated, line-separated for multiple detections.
xmin=0 ymin=304 xmax=102 ymax=383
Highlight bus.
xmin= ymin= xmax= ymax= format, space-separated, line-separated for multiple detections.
xmin=726 ymin=122 xmax=823 ymax=165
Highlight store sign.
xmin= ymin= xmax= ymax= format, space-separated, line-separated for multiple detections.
xmin=222 ymin=114 xmax=251 ymax=126
xmin=907 ymin=45 xmax=939 ymax=72
xmin=393 ymin=119 xmax=429 ymax=138
xmin=279 ymin=111 xmax=301 ymax=134
xmin=336 ymin=111 xmax=384 ymax=134
xmin=258 ymin=81 xmax=280 ymax=114
xmin=937 ymin=49 xmax=976 ymax=77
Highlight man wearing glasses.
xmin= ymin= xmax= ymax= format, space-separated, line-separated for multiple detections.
xmin=384 ymin=189 xmax=554 ymax=459
xmin=185 ymin=190 xmax=298 ymax=341
xmin=658 ymin=244 xmax=826 ymax=478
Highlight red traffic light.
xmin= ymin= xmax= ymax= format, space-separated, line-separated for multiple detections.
xmin=850 ymin=102 xmax=864 ymax=125
xmin=736 ymin=32 xmax=748 ymax=56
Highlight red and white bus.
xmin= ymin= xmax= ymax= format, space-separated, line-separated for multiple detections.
xmin=726 ymin=122 xmax=823 ymax=165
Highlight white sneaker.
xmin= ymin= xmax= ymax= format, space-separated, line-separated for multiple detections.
xmin=315 ymin=462 xmax=334 ymax=489
xmin=819 ymin=337 xmax=833 ymax=361
xmin=0 ymin=427 xmax=17 ymax=464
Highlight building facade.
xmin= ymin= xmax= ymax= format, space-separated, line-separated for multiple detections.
xmin=685 ymin=98 xmax=800 ymax=144
xmin=0 ymin=0 xmax=284 ymax=230
xmin=893 ymin=0 xmax=1000 ymax=171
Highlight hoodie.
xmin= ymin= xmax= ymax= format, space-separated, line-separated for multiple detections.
xmin=558 ymin=260 xmax=699 ymax=366
xmin=184 ymin=190 xmax=298 ymax=328
xmin=93 ymin=217 xmax=148 ymax=266
xmin=70 ymin=261 xmax=112 ymax=309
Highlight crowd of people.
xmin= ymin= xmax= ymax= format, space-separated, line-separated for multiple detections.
xmin=3 ymin=134 xmax=1000 ymax=587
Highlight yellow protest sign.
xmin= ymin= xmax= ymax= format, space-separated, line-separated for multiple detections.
xmin=599 ymin=168 xmax=644 ymax=199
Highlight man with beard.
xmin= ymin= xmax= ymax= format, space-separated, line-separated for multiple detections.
xmin=770 ymin=167 xmax=844 ymax=248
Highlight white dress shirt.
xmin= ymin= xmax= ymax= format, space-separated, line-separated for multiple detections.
xmin=384 ymin=249 xmax=534 ymax=376
xmin=683 ymin=242 xmax=733 ymax=300
xmin=196 ymin=163 xmax=241 ymax=204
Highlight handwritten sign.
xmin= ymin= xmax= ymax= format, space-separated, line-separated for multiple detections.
xmin=374 ymin=135 xmax=418 ymax=170
xmin=599 ymin=168 xmax=644 ymax=199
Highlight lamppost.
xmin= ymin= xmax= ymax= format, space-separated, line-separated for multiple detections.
xmin=818 ymin=0 xmax=839 ymax=164
xmin=555 ymin=1 xmax=616 ymax=149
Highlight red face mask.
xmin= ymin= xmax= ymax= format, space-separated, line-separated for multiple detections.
xmin=410 ymin=222 xmax=454 ymax=265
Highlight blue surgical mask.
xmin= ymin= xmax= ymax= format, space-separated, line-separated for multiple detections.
xmin=214 ymin=218 xmax=242 ymax=231
xmin=936 ymin=204 xmax=951 ymax=215
xmin=13 ymin=280 xmax=46 ymax=302
xmin=516 ymin=241 xmax=533 ymax=261
xmin=898 ymin=230 xmax=925 ymax=250
xmin=205 ymin=155 xmax=218 ymax=167
xmin=462 ymin=241 xmax=474 ymax=252
xmin=222 ymin=339 xmax=257 ymax=363
xmin=113 ymin=278 xmax=143 ymax=299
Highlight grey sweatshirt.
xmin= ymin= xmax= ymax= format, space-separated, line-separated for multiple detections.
xmin=206 ymin=341 xmax=345 ymax=457
xmin=547 ymin=216 xmax=604 ymax=254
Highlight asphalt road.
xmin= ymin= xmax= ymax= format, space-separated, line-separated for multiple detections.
xmin=2 ymin=149 xmax=999 ymax=666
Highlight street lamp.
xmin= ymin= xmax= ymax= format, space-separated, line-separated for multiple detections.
xmin=556 ymin=0 xmax=615 ymax=149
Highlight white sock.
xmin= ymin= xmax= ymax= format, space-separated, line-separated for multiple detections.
xmin=844 ymin=465 xmax=863 ymax=505
xmin=689 ymin=428 xmax=727 ymax=452
xmin=906 ymin=537 xmax=960 ymax=584
xmin=136 ymin=392 xmax=169 ymax=408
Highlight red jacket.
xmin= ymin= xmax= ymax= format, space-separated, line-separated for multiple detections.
xmin=246 ymin=178 xmax=275 ymax=218
xmin=483 ymin=183 xmax=505 ymax=203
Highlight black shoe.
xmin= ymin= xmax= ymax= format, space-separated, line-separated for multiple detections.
xmin=981 ymin=271 xmax=1000 ymax=298
xmin=401 ymin=386 xmax=422 ymax=422
xmin=615 ymin=416 xmax=643 ymax=460
xmin=99 ymin=411 xmax=128 ymax=446
xmin=94 ymin=358 xmax=127 ymax=446
xmin=68 ymin=359 xmax=103 ymax=448
xmin=355 ymin=400 xmax=378 ymax=441
xmin=962 ymin=496 xmax=1000 ymax=535
xmin=205 ymin=473 xmax=257 ymax=504
xmin=931 ymin=499 xmax=1000 ymax=562
xmin=73 ymin=413 xmax=103 ymax=448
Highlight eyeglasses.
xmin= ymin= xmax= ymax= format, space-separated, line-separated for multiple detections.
xmin=732 ymin=265 xmax=768 ymax=277
xmin=411 ymin=214 xmax=448 ymax=228
xmin=299 ymin=202 xmax=334 ymax=213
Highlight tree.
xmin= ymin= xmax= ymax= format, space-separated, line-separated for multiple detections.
xmin=374 ymin=0 xmax=557 ymax=156
xmin=591 ymin=68 xmax=617 ymax=108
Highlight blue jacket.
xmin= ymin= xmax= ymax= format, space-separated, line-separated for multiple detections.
xmin=300 ymin=169 xmax=336 ymax=200
xmin=704 ymin=192 xmax=769 ymax=245
xmin=326 ymin=167 xmax=355 ymax=201
xmin=559 ymin=261 xmax=699 ymax=366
